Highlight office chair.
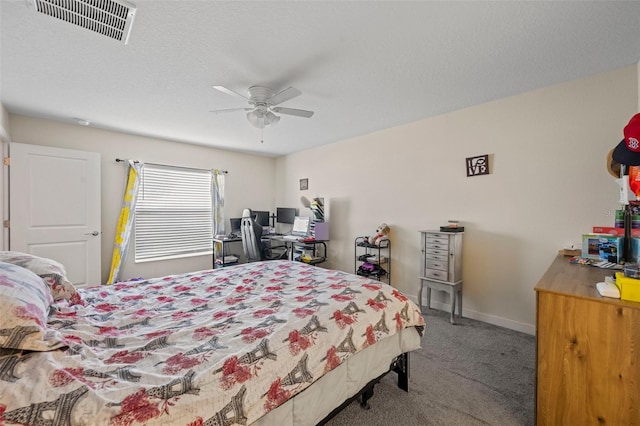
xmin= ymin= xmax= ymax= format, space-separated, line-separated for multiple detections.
xmin=241 ymin=209 xmax=288 ymax=262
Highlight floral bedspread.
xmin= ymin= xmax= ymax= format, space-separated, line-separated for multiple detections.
xmin=0 ymin=260 xmax=425 ymax=426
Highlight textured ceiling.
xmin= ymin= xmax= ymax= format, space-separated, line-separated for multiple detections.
xmin=1 ymin=1 xmax=640 ymax=157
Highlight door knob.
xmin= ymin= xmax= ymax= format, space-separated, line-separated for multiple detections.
xmin=85 ymin=231 xmax=100 ymax=236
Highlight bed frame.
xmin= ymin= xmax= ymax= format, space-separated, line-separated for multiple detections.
xmin=317 ymin=352 xmax=410 ymax=424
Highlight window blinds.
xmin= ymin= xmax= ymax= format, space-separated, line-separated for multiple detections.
xmin=135 ymin=164 xmax=213 ymax=262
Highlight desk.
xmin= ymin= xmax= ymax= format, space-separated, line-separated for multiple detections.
xmin=212 ymin=236 xmax=242 ymax=267
xmin=269 ymin=236 xmax=328 ymax=265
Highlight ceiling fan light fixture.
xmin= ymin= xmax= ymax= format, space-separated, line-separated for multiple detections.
xmin=246 ymin=109 xmax=280 ymax=129
xmin=266 ymin=111 xmax=280 ymax=126
xmin=246 ymin=110 xmax=265 ymax=128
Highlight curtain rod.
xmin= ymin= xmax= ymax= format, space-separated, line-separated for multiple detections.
xmin=115 ymin=158 xmax=228 ymax=174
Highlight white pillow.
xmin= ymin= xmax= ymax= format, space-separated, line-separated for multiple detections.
xmin=0 ymin=262 xmax=64 ymax=351
xmin=0 ymin=251 xmax=81 ymax=304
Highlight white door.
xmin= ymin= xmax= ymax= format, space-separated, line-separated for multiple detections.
xmin=9 ymin=142 xmax=101 ymax=287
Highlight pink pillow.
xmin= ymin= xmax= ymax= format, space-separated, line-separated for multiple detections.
xmin=0 ymin=251 xmax=81 ymax=304
xmin=0 ymin=262 xmax=64 ymax=351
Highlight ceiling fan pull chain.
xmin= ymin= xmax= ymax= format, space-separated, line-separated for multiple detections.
xmin=261 ymin=127 xmax=264 ymax=144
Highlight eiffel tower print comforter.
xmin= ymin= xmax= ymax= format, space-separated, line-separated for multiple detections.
xmin=0 ymin=260 xmax=425 ymax=426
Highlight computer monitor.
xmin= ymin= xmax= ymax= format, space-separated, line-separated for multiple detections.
xmin=291 ymin=216 xmax=310 ymax=236
xmin=252 ymin=210 xmax=270 ymax=227
xmin=276 ymin=207 xmax=297 ymax=224
xmin=229 ymin=218 xmax=242 ymax=234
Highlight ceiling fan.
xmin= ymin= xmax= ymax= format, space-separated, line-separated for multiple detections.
xmin=211 ymin=85 xmax=314 ymax=129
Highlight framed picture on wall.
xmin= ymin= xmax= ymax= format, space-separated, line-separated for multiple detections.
xmin=300 ymin=178 xmax=309 ymax=190
xmin=466 ymin=154 xmax=490 ymax=177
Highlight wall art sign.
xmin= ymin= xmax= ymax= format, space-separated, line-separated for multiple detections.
xmin=466 ymin=155 xmax=490 ymax=177
xmin=300 ymin=178 xmax=309 ymax=190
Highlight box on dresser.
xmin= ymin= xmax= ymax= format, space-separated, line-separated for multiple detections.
xmin=581 ymin=233 xmax=623 ymax=262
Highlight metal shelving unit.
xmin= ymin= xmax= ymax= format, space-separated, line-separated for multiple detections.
xmin=354 ymin=236 xmax=390 ymax=285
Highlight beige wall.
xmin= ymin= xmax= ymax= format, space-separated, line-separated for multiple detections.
xmin=3 ymin=65 xmax=638 ymax=334
xmin=6 ymin=117 xmax=276 ymax=281
xmin=276 ymin=65 xmax=639 ymax=334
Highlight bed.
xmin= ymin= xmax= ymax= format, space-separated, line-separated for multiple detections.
xmin=0 ymin=253 xmax=425 ymax=425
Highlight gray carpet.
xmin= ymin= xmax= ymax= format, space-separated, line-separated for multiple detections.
xmin=325 ymin=309 xmax=536 ymax=426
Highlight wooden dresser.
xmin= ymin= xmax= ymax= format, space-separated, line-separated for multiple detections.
xmin=534 ymin=255 xmax=640 ymax=425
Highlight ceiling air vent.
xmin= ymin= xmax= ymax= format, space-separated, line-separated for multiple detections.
xmin=29 ymin=0 xmax=137 ymax=44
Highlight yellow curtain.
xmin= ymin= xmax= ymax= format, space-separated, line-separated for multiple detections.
xmin=212 ymin=169 xmax=226 ymax=262
xmin=107 ymin=161 xmax=143 ymax=284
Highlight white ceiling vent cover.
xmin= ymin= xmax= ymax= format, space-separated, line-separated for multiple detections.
xmin=28 ymin=0 xmax=137 ymax=44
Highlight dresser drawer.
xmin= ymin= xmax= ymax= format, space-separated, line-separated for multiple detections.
xmin=424 ymin=268 xmax=449 ymax=281
xmin=426 ymin=241 xmax=449 ymax=251
xmin=426 ymin=253 xmax=448 ymax=262
xmin=426 ymin=233 xmax=450 ymax=244
xmin=425 ymin=247 xmax=449 ymax=259
xmin=427 ymin=259 xmax=447 ymax=271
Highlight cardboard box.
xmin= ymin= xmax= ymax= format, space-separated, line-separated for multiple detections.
xmin=559 ymin=248 xmax=582 ymax=256
xmin=313 ymin=221 xmax=329 ymax=240
xmin=593 ymin=226 xmax=640 ymax=238
xmin=582 ymin=234 xmax=624 ymax=262
xmin=592 ymin=226 xmax=625 ymax=236
xmin=615 ymin=272 xmax=640 ymax=302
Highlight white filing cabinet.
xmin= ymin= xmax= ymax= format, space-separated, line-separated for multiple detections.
xmin=418 ymin=230 xmax=463 ymax=324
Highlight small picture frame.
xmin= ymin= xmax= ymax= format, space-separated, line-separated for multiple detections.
xmin=466 ymin=154 xmax=490 ymax=177
xmin=300 ymin=178 xmax=309 ymax=190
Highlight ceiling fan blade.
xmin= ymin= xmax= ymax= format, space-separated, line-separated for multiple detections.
xmin=209 ymin=107 xmax=251 ymax=114
xmin=270 ymin=87 xmax=302 ymax=106
xmin=212 ymin=85 xmax=249 ymax=100
xmin=272 ymin=107 xmax=314 ymax=118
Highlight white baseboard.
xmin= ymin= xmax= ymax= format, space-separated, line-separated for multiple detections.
xmin=408 ymin=295 xmax=535 ymax=336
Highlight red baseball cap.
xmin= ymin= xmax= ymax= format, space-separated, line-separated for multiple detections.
xmin=613 ymin=113 xmax=640 ymax=165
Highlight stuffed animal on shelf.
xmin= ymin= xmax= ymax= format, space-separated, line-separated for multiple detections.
xmin=368 ymin=223 xmax=390 ymax=246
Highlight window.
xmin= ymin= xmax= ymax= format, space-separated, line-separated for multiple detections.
xmin=135 ymin=164 xmax=213 ymax=262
